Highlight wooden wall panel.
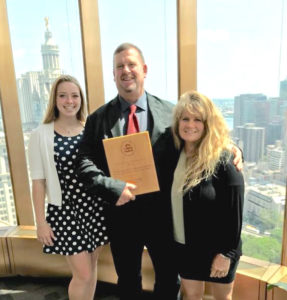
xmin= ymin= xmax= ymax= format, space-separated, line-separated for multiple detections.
xmin=78 ymin=0 xmax=105 ymax=113
xmin=177 ymin=0 xmax=197 ymax=96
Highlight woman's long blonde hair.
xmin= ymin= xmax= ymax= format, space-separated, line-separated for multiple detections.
xmin=172 ymin=91 xmax=231 ymax=193
xmin=43 ymin=75 xmax=87 ymax=124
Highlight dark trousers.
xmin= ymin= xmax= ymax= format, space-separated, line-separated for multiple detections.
xmin=107 ymin=198 xmax=180 ymax=300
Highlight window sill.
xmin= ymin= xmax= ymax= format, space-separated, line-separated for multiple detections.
xmin=238 ymin=255 xmax=287 ymax=290
xmin=2 ymin=226 xmax=287 ymax=295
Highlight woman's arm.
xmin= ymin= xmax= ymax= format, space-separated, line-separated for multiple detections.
xmin=210 ymin=162 xmax=244 ymax=278
xmin=32 ymin=179 xmax=55 ymax=246
xmin=221 ymin=163 xmax=244 ymax=259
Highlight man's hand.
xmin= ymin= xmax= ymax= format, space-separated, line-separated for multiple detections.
xmin=116 ymin=183 xmax=137 ymax=206
xmin=231 ymin=145 xmax=243 ymax=171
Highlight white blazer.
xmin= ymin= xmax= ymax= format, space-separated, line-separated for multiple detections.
xmin=28 ymin=122 xmax=62 ymax=206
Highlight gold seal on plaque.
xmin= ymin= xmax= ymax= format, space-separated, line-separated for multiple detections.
xmin=121 ymin=141 xmax=135 ymax=156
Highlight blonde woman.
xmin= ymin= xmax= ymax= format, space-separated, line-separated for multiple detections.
xmin=158 ymin=91 xmax=244 ymax=300
xmin=28 ymin=75 xmax=109 ymax=300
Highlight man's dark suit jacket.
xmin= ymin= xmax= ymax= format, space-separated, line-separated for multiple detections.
xmin=76 ymin=92 xmax=174 ymax=209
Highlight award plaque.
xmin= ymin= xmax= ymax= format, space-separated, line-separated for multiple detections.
xmin=102 ymin=131 xmax=160 ymax=195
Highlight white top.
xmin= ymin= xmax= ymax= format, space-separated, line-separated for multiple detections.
xmin=28 ymin=122 xmax=62 ymax=206
xmin=171 ymin=149 xmax=186 ymax=244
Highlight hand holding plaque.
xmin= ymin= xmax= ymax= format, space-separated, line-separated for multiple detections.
xmin=102 ymin=131 xmax=160 ymax=195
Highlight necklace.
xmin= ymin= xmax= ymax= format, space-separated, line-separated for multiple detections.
xmin=55 ymin=121 xmax=83 ymax=136
xmin=63 ymin=127 xmax=72 ymax=134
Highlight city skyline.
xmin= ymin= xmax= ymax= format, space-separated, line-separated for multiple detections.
xmin=6 ymin=0 xmax=287 ymax=100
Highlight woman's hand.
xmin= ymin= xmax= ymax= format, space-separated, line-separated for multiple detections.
xmin=36 ymin=222 xmax=56 ymax=246
xmin=210 ymin=253 xmax=231 ymax=278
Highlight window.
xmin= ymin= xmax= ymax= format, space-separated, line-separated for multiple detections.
xmin=6 ymin=0 xmax=85 ymax=224
xmin=7 ymin=0 xmax=85 ymax=131
xmin=0 ymin=104 xmax=16 ymax=226
xmin=198 ymin=0 xmax=287 ymax=263
xmin=98 ymin=0 xmax=178 ymax=104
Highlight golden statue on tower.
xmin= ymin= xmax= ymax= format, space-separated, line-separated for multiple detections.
xmin=44 ymin=17 xmax=49 ymax=30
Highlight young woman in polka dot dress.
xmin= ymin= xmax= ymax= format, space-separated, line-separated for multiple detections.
xmin=28 ymin=75 xmax=109 ymax=300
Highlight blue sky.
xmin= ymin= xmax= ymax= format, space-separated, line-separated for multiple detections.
xmin=198 ymin=0 xmax=287 ymax=98
xmin=6 ymin=0 xmax=287 ymax=101
xmin=7 ymin=0 xmax=84 ymax=85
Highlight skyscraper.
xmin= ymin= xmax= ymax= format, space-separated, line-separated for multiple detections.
xmin=0 ymin=133 xmax=15 ymax=225
xmin=266 ymin=120 xmax=282 ymax=146
xmin=17 ymin=18 xmax=62 ymax=131
xmin=236 ymin=123 xmax=265 ymax=163
xmin=280 ymin=79 xmax=287 ymax=100
xmin=233 ymin=94 xmax=267 ymax=129
xmin=267 ymin=141 xmax=285 ymax=171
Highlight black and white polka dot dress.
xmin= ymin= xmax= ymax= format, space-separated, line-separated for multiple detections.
xmin=44 ymin=131 xmax=109 ymax=256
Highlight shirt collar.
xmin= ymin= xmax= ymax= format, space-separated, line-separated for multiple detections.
xmin=119 ymin=92 xmax=147 ymax=112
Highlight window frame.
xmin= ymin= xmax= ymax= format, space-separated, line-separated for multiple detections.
xmin=1 ymin=0 xmax=287 ymax=269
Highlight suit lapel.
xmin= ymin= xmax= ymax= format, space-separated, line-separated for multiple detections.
xmin=108 ymin=96 xmax=122 ymax=137
xmin=110 ymin=118 xmax=121 ymax=137
xmin=147 ymin=94 xmax=165 ymax=145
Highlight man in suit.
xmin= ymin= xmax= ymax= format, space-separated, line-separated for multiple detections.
xmin=77 ymin=43 xmax=242 ymax=300
xmin=76 ymin=43 xmax=180 ymax=300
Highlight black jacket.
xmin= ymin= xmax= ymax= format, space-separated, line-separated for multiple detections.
xmin=76 ymin=92 xmax=174 ymax=206
xmin=158 ymin=129 xmax=244 ymax=261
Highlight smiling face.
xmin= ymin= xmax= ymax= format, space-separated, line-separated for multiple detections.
xmin=56 ymin=81 xmax=81 ymax=119
xmin=113 ymin=47 xmax=147 ymax=103
xmin=179 ymin=110 xmax=205 ymax=151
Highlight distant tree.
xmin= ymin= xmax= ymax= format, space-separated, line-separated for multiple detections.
xmin=245 ymin=208 xmax=283 ymax=233
xmin=242 ymin=233 xmax=281 ymax=263
xmin=259 ymin=209 xmax=283 ymax=233
xmin=270 ymin=227 xmax=283 ymax=243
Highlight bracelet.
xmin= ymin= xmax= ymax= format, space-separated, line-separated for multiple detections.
xmin=219 ymin=253 xmax=230 ymax=260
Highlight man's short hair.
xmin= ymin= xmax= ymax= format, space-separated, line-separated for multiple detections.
xmin=113 ymin=43 xmax=145 ymax=64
